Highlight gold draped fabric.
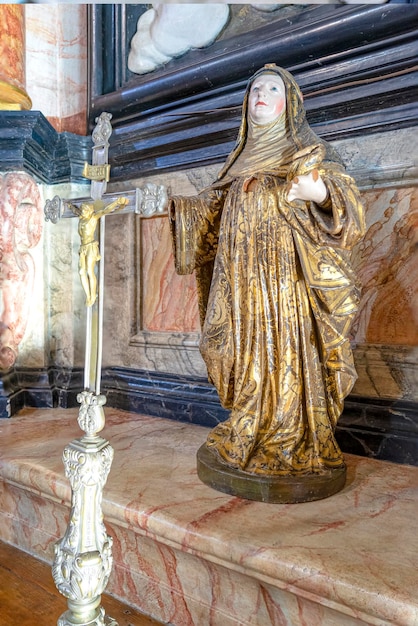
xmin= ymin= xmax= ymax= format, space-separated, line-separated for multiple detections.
xmin=169 ymin=65 xmax=365 ymax=476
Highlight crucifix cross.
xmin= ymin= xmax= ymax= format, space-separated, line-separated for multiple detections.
xmin=44 ymin=112 xmax=168 ymax=626
xmin=44 ymin=111 xmax=168 ymax=394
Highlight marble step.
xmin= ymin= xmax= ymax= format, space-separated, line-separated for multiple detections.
xmin=0 ymin=407 xmax=417 ymax=626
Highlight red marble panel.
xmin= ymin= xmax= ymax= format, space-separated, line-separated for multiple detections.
xmin=0 ymin=173 xmax=43 ymax=369
xmin=141 ymin=217 xmax=200 ymax=333
xmin=0 ymin=5 xmax=25 ymax=88
xmin=353 ymin=187 xmax=418 ymax=345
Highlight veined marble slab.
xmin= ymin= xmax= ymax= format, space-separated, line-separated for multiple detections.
xmin=25 ymin=4 xmax=87 ymax=134
xmin=0 ymin=407 xmax=417 ymax=625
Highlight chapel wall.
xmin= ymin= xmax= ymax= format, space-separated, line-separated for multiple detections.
xmin=102 ymin=127 xmax=418 ymax=405
xmin=1 ymin=4 xmax=417 ymax=423
xmin=0 ymin=5 xmax=89 ymax=376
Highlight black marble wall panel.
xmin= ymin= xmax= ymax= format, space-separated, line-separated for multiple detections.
xmin=2 ymin=366 xmax=417 ymax=468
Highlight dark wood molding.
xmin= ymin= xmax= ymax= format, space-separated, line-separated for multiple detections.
xmin=88 ymin=3 xmax=418 ymax=181
xmin=0 ymin=5 xmax=416 ymax=186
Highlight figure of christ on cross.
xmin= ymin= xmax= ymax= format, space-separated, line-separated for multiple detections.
xmin=68 ymin=197 xmax=129 ymax=307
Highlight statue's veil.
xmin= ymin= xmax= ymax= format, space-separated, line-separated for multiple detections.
xmin=217 ymin=64 xmax=343 ymax=181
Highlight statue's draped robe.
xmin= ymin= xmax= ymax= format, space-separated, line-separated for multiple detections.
xmin=169 ymin=67 xmax=365 ymax=476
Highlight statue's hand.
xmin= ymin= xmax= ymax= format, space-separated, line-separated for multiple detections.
xmin=287 ymin=169 xmax=328 ymax=205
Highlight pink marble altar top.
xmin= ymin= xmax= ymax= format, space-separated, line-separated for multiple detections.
xmin=0 ymin=407 xmax=417 ymax=625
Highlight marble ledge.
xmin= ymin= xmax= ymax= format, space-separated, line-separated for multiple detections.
xmin=0 ymin=407 xmax=417 ymax=626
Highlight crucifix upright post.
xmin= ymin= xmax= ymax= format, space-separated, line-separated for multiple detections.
xmin=75 ymin=113 xmax=129 ymax=394
xmin=48 ymin=112 xmax=128 ymax=626
xmin=44 ymin=111 xmax=168 ymax=626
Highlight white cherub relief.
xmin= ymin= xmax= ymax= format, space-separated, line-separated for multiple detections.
xmin=128 ymin=3 xmax=230 ymax=75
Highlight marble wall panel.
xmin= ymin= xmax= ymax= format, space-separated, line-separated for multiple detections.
xmin=352 ymin=187 xmax=418 ymax=346
xmin=141 ymin=218 xmax=199 ymax=333
xmin=103 ymin=128 xmax=418 ymax=400
xmin=42 ymin=183 xmax=91 ymax=369
xmin=0 ymin=5 xmax=25 ymax=90
xmin=25 ymin=4 xmax=88 ymax=134
xmin=135 ymin=166 xmax=217 ymax=336
xmin=104 ymin=170 xmax=215 ymax=376
xmin=0 ymin=172 xmax=44 ymax=370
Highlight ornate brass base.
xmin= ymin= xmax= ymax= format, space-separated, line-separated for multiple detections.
xmin=58 ymin=603 xmax=117 ymax=626
xmin=197 ymin=444 xmax=346 ymax=503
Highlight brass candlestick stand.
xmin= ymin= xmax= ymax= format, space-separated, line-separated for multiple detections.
xmin=52 ymin=391 xmax=117 ymax=626
xmin=50 ymin=112 xmax=121 ymax=626
xmin=45 ymin=111 xmax=168 ymax=625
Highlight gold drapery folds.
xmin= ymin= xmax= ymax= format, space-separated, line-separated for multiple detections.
xmin=170 ymin=64 xmax=365 ymax=478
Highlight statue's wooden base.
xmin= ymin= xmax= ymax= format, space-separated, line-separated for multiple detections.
xmin=196 ymin=444 xmax=347 ymax=504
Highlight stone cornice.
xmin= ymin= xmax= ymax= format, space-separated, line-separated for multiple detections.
xmin=0 ymin=111 xmax=90 ymax=184
xmin=90 ymin=3 xmax=418 ymax=181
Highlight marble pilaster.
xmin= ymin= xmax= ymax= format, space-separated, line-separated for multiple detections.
xmin=25 ymin=4 xmax=88 ymax=134
xmin=0 ymin=172 xmax=43 ymax=370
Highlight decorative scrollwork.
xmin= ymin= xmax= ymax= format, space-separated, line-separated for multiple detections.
xmin=77 ymin=390 xmax=107 ymax=437
xmin=44 ymin=194 xmax=63 ymax=224
xmin=92 ymin=112 xmax=113 ymax=147
xmin=53 ymin=436 xmax=115 ymax=624
xmin=135 ymin=182 xmax=168 ymax=217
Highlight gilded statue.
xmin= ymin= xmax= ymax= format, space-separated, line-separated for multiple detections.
xmin=169 ymin=65 xmax=365 ymax=501
xmin=69 ymin=197 xmax=129 ymax=307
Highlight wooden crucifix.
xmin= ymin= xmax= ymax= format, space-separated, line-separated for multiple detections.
xmin=44 ymin=111 xmax=167 ymax=626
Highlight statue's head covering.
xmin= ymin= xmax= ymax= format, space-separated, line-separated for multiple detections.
xmin=218 ymin=64 xmax=342 ymax=181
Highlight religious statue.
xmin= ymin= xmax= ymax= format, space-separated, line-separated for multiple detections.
xmin=169 ymin=64 xmax=365 ymax=502
xmin=69 ymin=197 xmax=129 ymax=307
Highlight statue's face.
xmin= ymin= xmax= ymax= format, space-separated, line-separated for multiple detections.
xmin=248 ymin=74 xmax=286 ymax=125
